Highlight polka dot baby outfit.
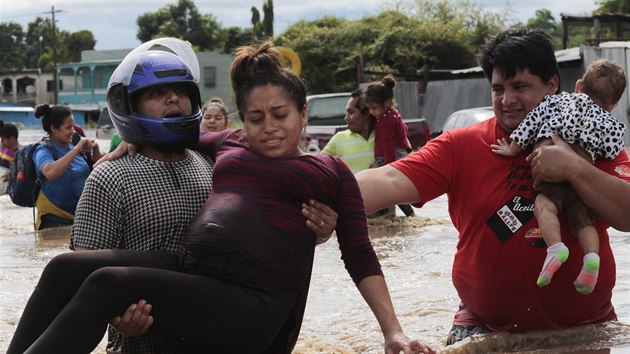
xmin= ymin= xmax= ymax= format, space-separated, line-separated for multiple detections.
xmin=510 ymin=92 xmax=626 ymax=162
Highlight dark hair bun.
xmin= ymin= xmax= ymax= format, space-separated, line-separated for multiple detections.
xmin=382 ymin=74 xmax=396 ymax=88
xmin=34 ymin=104 xmax=52 ymax=119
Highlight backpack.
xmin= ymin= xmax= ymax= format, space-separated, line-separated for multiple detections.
xmin=7 ymin=138 xmax=57 ymax=208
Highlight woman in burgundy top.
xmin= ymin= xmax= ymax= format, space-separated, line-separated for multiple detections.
xmin=7 ymin=40 xmax=434 ymax=354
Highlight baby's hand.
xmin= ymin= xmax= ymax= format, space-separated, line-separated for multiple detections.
xmin=491 ymin=138 xmax=512 ymax=156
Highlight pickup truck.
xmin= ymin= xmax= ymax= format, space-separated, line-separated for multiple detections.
xmin=305 ymin=92 xmax=431 ymax=152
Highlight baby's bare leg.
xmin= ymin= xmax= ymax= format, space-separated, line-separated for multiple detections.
xmin=535 ymin=192 xmax=569 ymax=287
xmin=534 ymin=137 xmax=553 ymax=149
xmin=535 ymin=193 xmax=561 ymax=246
xmin=565 ymin=188 xmax=600 ymax=294
xmin=576 ymin=226 xmax=599 ymax=254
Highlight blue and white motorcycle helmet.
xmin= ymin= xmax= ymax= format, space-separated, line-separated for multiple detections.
xmin=107 ymin=38 xmax=202 ymax=147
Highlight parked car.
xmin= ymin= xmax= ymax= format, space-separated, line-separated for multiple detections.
xmin=96 ymin=107 xmax=115 ymax=140
xmin=304 ymin=93 xmax=350 ymax=151
xmin=306 ymin=93 xmax=351 ymax=126
xmin=304 ymin=93 xmax=431 ymax=151
xmin=437 ymin=106 xmax=495 ymax=135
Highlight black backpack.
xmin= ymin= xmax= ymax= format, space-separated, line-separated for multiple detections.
xmin=7 ymin=138 xmax=57 ymax=208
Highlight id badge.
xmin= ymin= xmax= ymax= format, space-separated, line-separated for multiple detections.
xmin=486 ymin=195 xmax=534 ymax=242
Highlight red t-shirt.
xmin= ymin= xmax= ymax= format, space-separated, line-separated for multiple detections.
xmin=392 ymin=118 xmax=630 ymax=332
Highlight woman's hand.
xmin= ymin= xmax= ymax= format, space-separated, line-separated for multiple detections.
xmin=85 ymin=139 xmax=104 ymax=163
xmin=302 ymin=199 xmax=338 ymax=245
xmin=384 ymin=331 xmax=436 ymax=354
xmin=109 ymin=300 xmax=153 ymax=337
xmin=94 ymin=141 xmax=138 ymax=167
xmin=74 ymin=136 xmax=94 ymax=152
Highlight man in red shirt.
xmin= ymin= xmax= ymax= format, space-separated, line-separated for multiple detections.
xmin=356 ymin=27 xmax=630 ymax=344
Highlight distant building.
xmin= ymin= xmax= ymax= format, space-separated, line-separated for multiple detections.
xmin=0 ymin=69 xmax=55 ymax=107
xmin=56 ymin=48 xmax=234 ymax=126
xmin=560 ymin=13 xmax=630 ymax=49
xmin=56 ymin=58 xmax=119 ymax=125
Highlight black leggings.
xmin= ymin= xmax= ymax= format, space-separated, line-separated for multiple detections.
xmin=7 ymin=250 xmax=296 ymax=354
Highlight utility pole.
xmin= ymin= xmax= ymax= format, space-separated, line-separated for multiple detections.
xmin=357 ymin=47 xmax=365 ymax=85
xmin=46 ymin=6 xmax=63 ymax=104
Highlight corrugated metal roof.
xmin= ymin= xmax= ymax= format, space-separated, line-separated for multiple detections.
xmin=68 ymin=103 xmax=102 ymax=111
xmin=555 ymin=47 xmax=581 ymax=62
xmin=600 ymin=41 xmax=630 ymax=48
xmin=0 ymin=106 xmax=34 ymax=112
xmin=450 ymin=47 xmax=582 ymax=76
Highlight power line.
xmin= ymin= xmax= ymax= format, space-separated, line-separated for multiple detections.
xmin=42 ymin=6 xmax=62 ymax=104
xmin=61 ymin=11 xmax=136 ymax=29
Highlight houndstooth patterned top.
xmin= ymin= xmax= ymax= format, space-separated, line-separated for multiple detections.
xmin=70 ymin=149 xmax=213 ymax=354
xmin=510 ymin=92 xmax=626 ymax=162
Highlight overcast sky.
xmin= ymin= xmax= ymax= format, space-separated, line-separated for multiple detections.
xmin=0 ymin=0 xmax=599 ymax=50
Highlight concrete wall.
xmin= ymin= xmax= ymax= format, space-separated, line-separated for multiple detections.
xmin=422 ymin=77 xmax=491 ymax=131
xmin=196 ymin=51 xmax=234 ymax=113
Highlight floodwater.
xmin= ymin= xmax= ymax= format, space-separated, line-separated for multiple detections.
xmin=1 ymin=129 xmax=629 ymax=354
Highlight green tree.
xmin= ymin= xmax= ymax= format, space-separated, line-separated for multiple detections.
xmin=527 ymin=9 xmax=557 ymax=34
xmin=24 ymin=18 xmax=50 ymax=69
xmin=0 ymin=22 xmax=26 ymax=70
xmin=592 ymin=0 xmax=630 ymax=43
xmin=66 ymin=30 xmax=96 ymax=63
xmin=363 ymin=11 xmax=478 ymax=72
xmin=251 ymin=6 xmax=262 ymax=39
xmin=526 ymin=9 xmax=565 ymax=49
xmin=385 ymin=0 xmax=506 ymax=48
xmin=525 ymin=8 xmax=591 ymax=50
xmin=251 ymin=0 xmax=274 ymax=40
xmin=596 ymin=0 xmax=630 ymax=13
xmin=221 ymin=27 xmax=256 ymax=53
xmin=276 ymin=0 xmax=501 ymax=93
xmin=276 ymin=16 xmax=356 ymax=93
xmin=0 ymin=17 xmax=95 ymax=71
xmin=262 ymin=0 xmax=274 ymax=38
xmin=136 ymin=0 xmax=224 ymax=51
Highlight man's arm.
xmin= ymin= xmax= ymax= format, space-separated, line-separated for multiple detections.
xmin=355 ymin=165 xmax=420 ymax=214
xmin=528 ymin=134 xmax=630 ymax=231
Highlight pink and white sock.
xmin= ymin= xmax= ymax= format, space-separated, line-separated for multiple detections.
xmin=537 ymin=242 xmax=569 ymax=287
xmin=574 ymin=252 xmax=600 ymax=295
